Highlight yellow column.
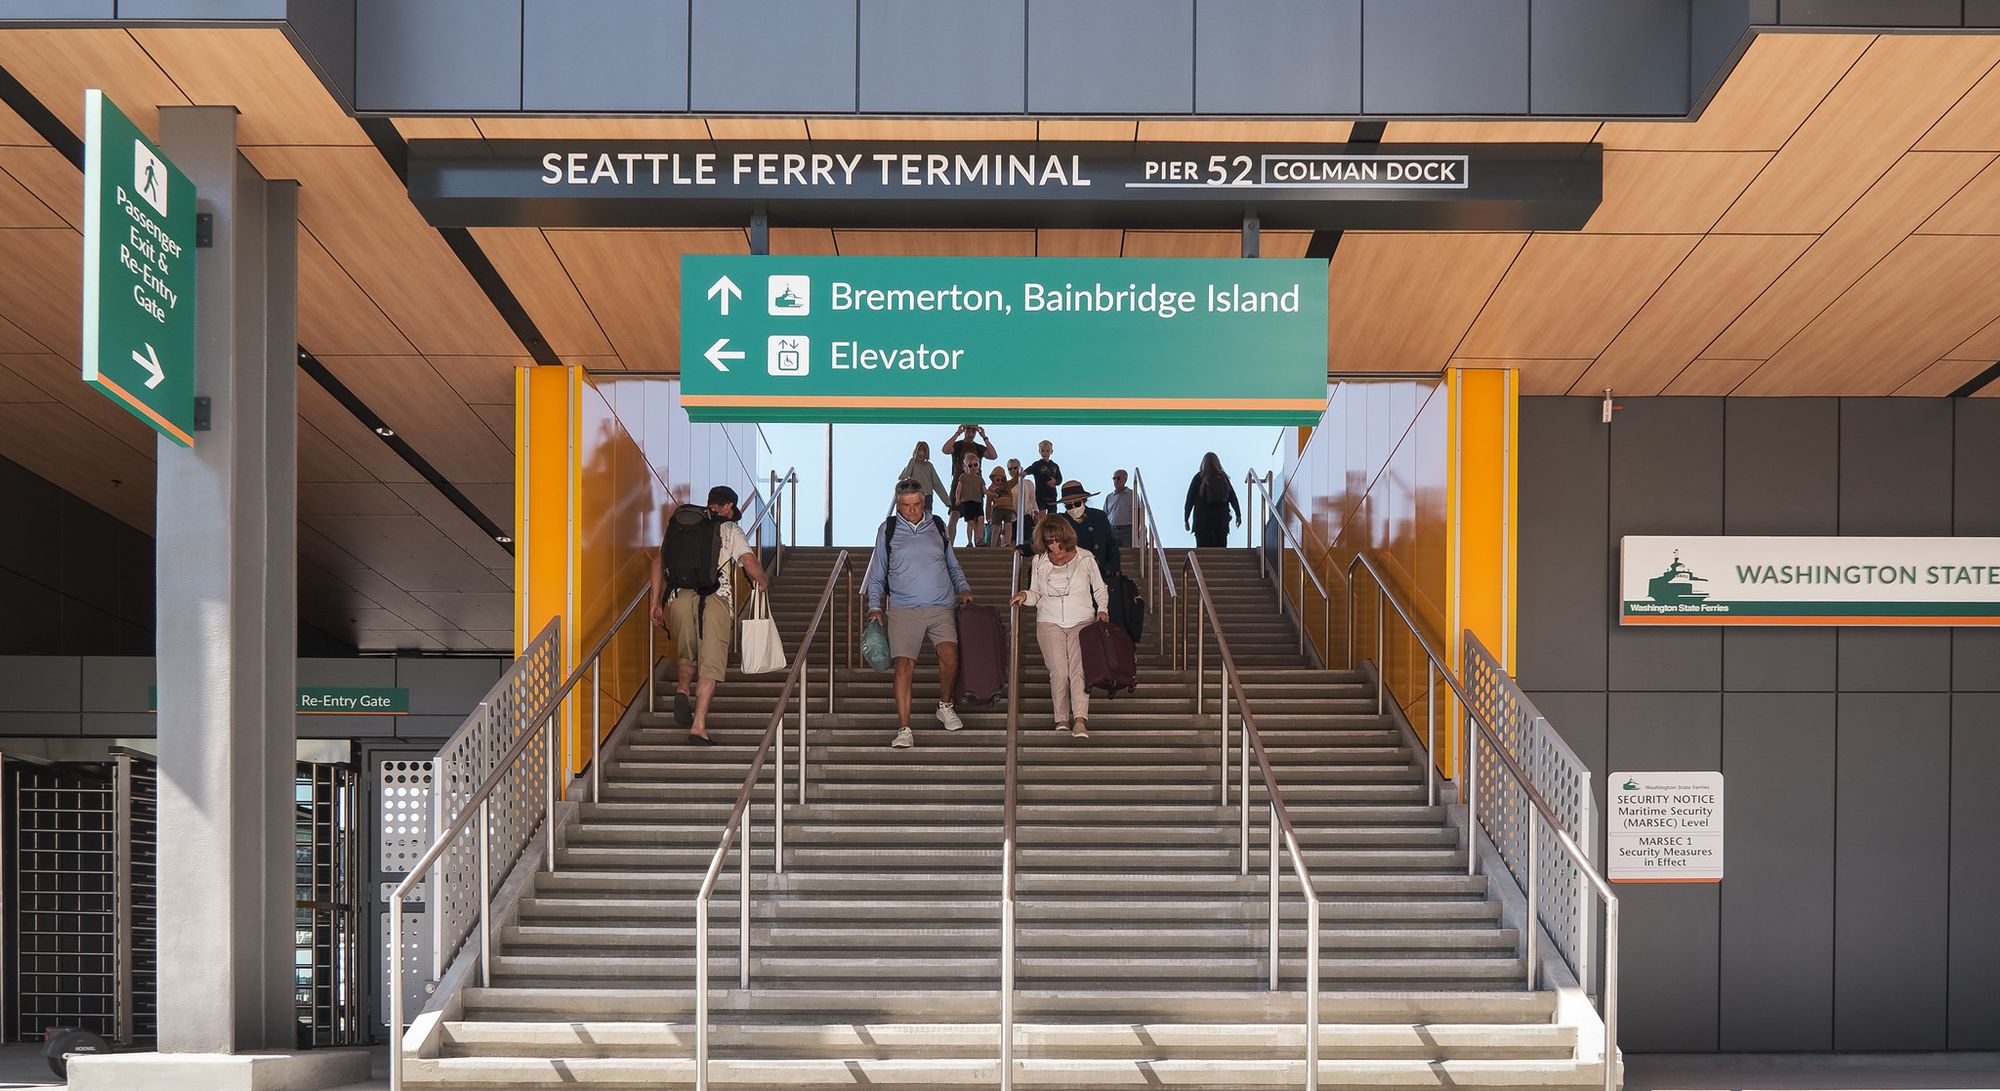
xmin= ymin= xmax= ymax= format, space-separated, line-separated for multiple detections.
xmin=1444 ymin=367 xmax=1518 ymax=778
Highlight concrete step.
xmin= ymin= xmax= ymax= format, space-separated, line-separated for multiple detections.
xmin=515 ymin=897 xmax=1500 ymax=926
xmin=497 ymin=924 xmax=1520 ymax=958
xmin=529 ymin=871 xmax=1488 ymax=900
xmin=487 ymin=952 xmax=1528 ymax=987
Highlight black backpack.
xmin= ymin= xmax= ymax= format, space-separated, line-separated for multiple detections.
xmin=1199 ymin=473 xmax=1231 ymax=505
xmin=880 ymin=513 xmax=948 ymax=600
xmin=662 ymin=504 xmax=724 ymax=597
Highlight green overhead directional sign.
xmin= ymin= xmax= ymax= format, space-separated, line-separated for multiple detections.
xmin=83 ymin=89 xmax=198 ymax=447
xmin=678 ymin=255 xmax=1328 ymax=424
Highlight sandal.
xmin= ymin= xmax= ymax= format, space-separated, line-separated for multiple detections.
xmin=688 ymin=728 xmax=714 ymax=745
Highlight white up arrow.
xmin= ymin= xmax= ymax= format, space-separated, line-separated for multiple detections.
xmin=704 ymin=338 xmax=745 ymax=372
xmin=132 ymin=343 xmax=165 ymax=390
xmin=707 ymin=274 xmax=742 ymax=316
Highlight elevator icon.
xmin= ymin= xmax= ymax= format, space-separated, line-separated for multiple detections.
xmin=768 ymin=335 xmax=810 ymax=377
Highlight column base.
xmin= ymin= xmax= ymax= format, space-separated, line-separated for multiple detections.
xmin=68 ymin=1049 xmax=373 ymax=1091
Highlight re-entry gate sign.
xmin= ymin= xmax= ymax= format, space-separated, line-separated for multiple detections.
xmin=82 ymin=89 xmax=197 ymax=447
xmin=678 ymin=255 xmax=1328 ymax=424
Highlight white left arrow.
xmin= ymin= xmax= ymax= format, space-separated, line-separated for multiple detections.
xmin=132 ymin=343 xmax=165 ymax=390
xmin=704 ymin=338 xmax=745 ymax=372
xmin=707 ymin=274 xmax=742 ymax=316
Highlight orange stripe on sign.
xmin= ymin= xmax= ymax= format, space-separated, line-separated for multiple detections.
xmin=1626 ymin=616 xmax=2000 ymax=627
xmin=681 ymin=395 xmax=1328 ymax=410
xmin=97 ymin=373 xmax=195 ymax=446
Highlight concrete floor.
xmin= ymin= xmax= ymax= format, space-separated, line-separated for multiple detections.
xmin=2 ymin=1044 xmax=1995 ymax=1089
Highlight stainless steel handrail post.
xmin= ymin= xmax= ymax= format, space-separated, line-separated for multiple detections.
xmin=1526 ymin=810 xmax=1539 ymax=989
xmin=1195 ymin=592 xmax=1206 ymax=717
xmin=388 ymin=895 xmax=405 ymax=1091
xmin=1426 ymin=661 xmax=1437 ymax=808
xmin=477 ymin=798 xmax=491 ymax=987
xmin=647 ymin=619 xmax=657 ymax=713
xmin=1305 ymin=890 xmax=1321 ymax=1091
xmin=1001 ymin=550 xmax=1021 ymax=1091
xmin=740 ymin=816 xmax=752 ymax=988
xmin=1219 ymin=663 xmax=1230 ymax=806
xmin=694 ymin=893 xmax=710 ymax=1091
xmin=1466 ymin=712 xmax=1479 ymax=878
xmin=1375 ymin=587 xmax=1385 ymax=715
xmin=1266 ymin=804 xmax=1279 ymax=989
xmin=590 ymin=662 xmax=601 ymax=802
xmin=1239 ymin=722 xmax=1249 ymax=875
xmin=544 ymin=713 xmax=557 ymax=874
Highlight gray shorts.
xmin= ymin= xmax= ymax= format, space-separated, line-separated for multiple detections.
xmin=886 ymin=605 xmax=957 ymax=661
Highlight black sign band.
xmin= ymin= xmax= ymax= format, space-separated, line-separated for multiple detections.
xmin=406 ymin=140 xmax=1601 ymax=231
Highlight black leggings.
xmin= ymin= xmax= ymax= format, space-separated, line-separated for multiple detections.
xmin=1192 ymin=506 xmax=1232 ymax=548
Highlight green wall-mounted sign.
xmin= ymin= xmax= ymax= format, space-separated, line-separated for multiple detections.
xmin=82 ymin=89 xmax=198 ymax=447
xmin=149 ymin=687 xmax=410 ymax=715
xmin=678 ymin=255 xmax=1328 ymax=424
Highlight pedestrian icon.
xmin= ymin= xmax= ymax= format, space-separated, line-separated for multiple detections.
xmin=768 ymin=275 xmax=810 ymax=316
xmin=133 ymin=139 xmax=168 ymax=216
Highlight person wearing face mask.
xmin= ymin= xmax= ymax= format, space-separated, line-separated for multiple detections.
xmin=1009 ymin=514 xmax=1109 ymax=739
xmin=1055 ymin=479 xmax=1122 ymax=579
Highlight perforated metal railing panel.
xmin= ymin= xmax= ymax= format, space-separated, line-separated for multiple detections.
xmin=376 ymin=757 xmax=435 ymax=1024
xmin=428 ymin=623 xmax=559 ymax=979
xmin=11 ymin=763 xmax=118 ymax=1041
xmin=1463 ymin=633 xmax=1593 ymax=985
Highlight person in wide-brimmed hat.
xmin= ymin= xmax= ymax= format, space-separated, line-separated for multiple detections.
xmin=1056 ymin=479 xmax=1121 ymax=578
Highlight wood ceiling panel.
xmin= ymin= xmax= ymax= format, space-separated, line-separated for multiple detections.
xmin=0 ymin=312 xmax=48 ymax=355
xmin=1382 ymin=121 xmax=1600 ymax=143
xmin=1583 ymin=151 xmax=1770 ymax=234
xmin=387 ymin=484 xmax=515 ymax=570
xmin=132 ymin=28 xmax=365 ymax=147
xmin=1894 ymin=358 xmax=1994 ymax=396
xmin=1947 ymin=314 xmax=2000 ymax=361
xmin=394 ymin=118 xmax=480 ymax=140
xmin=469 ymin=227 xmax=613 ymax=357
xmin=0 ymin=227 xmax=82 ymax=360
xmin=0 ymin=166 xmax=64 ymax=228
xmin=1122 ymin=231 xmax=1240 ymax=258
xmin=1661 ymin=358 xmax=1763 ymax=395
xmin=705 ymin=118 xmax=809 ymax=140
xmin=298 ymin=482 xmax=417 ymax=517
xmin=1715 ymin=36 xmax=2000 ymax=233
xmin=1458 ymin=234 xmax=1697 ymax=359
xmin=296 ymin=226 xmax=415 ymax=356
xmin=243 ymin=146 xmax=522 ymax=355
xmin=1915 ymin=57 xmax=2000 ymax=151
xmin=1915 ymin=157 xmax=2000 ymax=234
xmin=317 ymin=355 xmax=514 ymax=483
xmin=1577 ymin=234 xmax=1812 ymax=395
xmin=1136 ymin=120 xmax=1351 ymax=143
xmin=298 ymin=380 xmax=424 ymax=485
xmin=0 ymin=148 xmax=81 ymax=230
xmin=832 ymin=230 xmax=1035 ymax=256
xmin=1708 ymin=151 xmax=1992 ymax=358
xmin=296 ymin=417 xmax=375 ymax=484
xmin=1451 ymin=358 xmax=1591 ymax=396
xmin=299 ymin=523 xmax=366 ymax=572
xmin=429 ymin=355 xmax=528 ymax=406
xmin=1039 ymin=120 xmax=1137 ymax=142
xmin=1035 ymin=229 xmax=1122 ymax=256
xmin=0 ymin=29 xmax=189 ymax=141
xmin=0 ymin=100 xmax=40 ymax=145
xmin=298 ymin=514 xmax=508 ymax=595
xmin=541 ymin=229 xmax=747 ymax=371
xmin=1329 ymin=232 xmax=1526 ymax=371
xmin=0 ymin=402 xmax=155 ymax=520
xmin=470 ymin=402 xmax=515 ymax=443
xmin=807 ymin=119 xmax=1037 ymax=141
xmin=0 ymin=349 xmax=155 ymax=459
xmin=1601 ymin=34 xmax=1873 ymax=151
xmin=0 ymin=354 xmax=56 ymax=402
xmin=477 ymin=117 xmax=711 ymax=140
xmin=771 ymin=227 xmax=837 ymax=255
xmin=327 ymin=567 xmax=457 ymax=631
xmin=1740 ymin=234 xmax=2000 ymax=395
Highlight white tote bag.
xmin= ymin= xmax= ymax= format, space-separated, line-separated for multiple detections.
xmin=739 ymin=589 xmax=788 ymax=676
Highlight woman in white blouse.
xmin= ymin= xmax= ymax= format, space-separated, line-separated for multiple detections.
xmin=1009 ymin=515 xmax=1109 ymax=739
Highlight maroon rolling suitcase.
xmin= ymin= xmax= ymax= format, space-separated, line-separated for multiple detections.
xmin=955 ymin=603 xmax=1007 ymax=707
xmin=1079 ymin=620 xmax=1137 ymax=697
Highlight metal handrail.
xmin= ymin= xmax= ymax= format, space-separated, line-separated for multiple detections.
xmin=389 ymin=579 xmax=652 ymax=1091
xmin=1181 ymin=552 xmax=1323 ymax=1089
xmin=1345 ymin=551 xmax=1619 ymax=1091
xmin=1000 ymin=550 xmax=1022 ymax=1090
xmin=1244 ymin=471 xmax=1339 ymax=661
xmin=1129 ymin=467 xmax=1180 ymax=660
xmin=694 ymin=550 xmax=850 ymax=1091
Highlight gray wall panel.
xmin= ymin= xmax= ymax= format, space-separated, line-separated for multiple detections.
xmin=1028 ymin=0 xmax=1194 ymax=114
xmin=691 ymin=0 xmax=856 ymax=112
xmin=1519 ymin=398 xmax=1608 ymax=693
xmin=1839 ymin=628 xmax=1950 ymax=691
xmin=1722 ymin=399 xmax=1837 ymax=691
xmin=1949 ymin=693 xmax=2000 ymax=1048
xmin=1361 ymin=0 xmax=1528 ymax=115
xmin=286 ymin=0 xmax=356 ymax=107
xmin=1194 ymin=0 xmax=1359 ymax=114
xmin=1530 ymin=0 xmax=1688 ymax=115
xmin=0 ymin=712 xmax=81 ymax=736
xmin=397 ymin=657 xmax=504 ymax=716
xmin=525 ymin=0 xmax=688 ymax=111
xmin=1781 ymin=0 xmax=1962 ymax=23
xmin=859 ymin=0 xmax=1025 ymax=113
xmin=80 ymin=656 xmax=154 ymax=712
xmin=117 ymin=0 xmax=284 ymax=15
xmin=1609 ymin=399 xmax=1723 ymax=691
xmin=1691 ymin=0 xmax=1753 ymax=101
xmin=356 ymin=0 xmax=521 ymax=111
xmin=0 ymin=657 xmax=79 ymax=712
xmin=1836 ymin=399 xmax=1953 ymax=693
xmin=0 ymin=1 xmax=113 ymax=15
xmin=80 ymin=711 xmax=155 ymax=736
xmin=1956 ymin=400 xmax=2000 ymax=534
xmin=298 ymin=658 xmax=396 ymax=687
xmin=1609 ymin=691 xmax=1721 ymax=1051
xmin=1834 ymin=692 xmax=1949 ymax=1050
xmin=1973 ymin=0 xmax=2000 ymax=26
xmin=1719 ymin=692 xmax=1835 ymax=1049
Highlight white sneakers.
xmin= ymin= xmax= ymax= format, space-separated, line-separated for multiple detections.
xmin=935 ymin=702 xmax=964 ymax=731
xmin=891 ymin=727 xmax=915 ymax=749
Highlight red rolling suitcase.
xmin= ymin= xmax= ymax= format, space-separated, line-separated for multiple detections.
xmin=955 ymin=603 xmax=1007 ymax=707
xmin=1079 ymin=619 xmax=1137 ymax=697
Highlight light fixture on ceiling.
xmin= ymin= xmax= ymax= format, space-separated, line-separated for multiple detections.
xmin=494 ymin=534 xmax=513 ymax=544
xmin=374 ymin=425 xmax=395 ymax=437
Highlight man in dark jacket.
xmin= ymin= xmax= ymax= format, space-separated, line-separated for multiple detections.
xmin=1055 ymin=480 xmax=1121 ymax=578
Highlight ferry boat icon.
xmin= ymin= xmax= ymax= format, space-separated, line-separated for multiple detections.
xmin=1647 ymin=551 xmax=1709 ymax=605
xmin=773 ymin=286 xmax=803 ymax=309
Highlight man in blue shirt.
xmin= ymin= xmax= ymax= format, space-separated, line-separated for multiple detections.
xmin=866 ymin=478 xmax=977 ymax=748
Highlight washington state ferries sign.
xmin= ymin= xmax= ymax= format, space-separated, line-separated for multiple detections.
xmin=1620 ymin=537 xmax=2000 ymax=626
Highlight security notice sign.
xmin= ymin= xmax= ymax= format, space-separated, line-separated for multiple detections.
xmin=1620 ymin=536 xmax=2000 ymax=626
xmin=82 ymin=89 xmax=197 ymax=447
xmin=1610 ymin=771 xmax=1723 ymax=883
xmin=678 ymin=255 xmax=1328 ymax=424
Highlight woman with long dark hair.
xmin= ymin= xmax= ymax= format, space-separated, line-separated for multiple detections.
xmin=1184 ymin=452 xmax=1241 ymax=548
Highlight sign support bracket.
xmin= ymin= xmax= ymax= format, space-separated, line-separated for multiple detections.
xmin=749 ymin=207 xmax=768 ymax=256
xmin=1242 ymin=214 xmax=1260 ymax=259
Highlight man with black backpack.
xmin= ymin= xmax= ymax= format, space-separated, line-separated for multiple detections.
xmin=865 ymin=478 xmax=976 ymax=749
xmin=649 ymin=485 xmax=768 ymax=743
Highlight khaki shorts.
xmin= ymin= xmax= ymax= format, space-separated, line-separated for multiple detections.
xmin=886 ymin=604 xmax=957 ymax=662
xmin=668 ymin=591 xmax=734 ymax=681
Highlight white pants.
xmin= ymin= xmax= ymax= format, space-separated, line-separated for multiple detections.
xmin=1036 ymin=620 xmax=1090 ymax=725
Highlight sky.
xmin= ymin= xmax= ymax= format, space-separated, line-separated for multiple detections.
xmin=760 ymin=421 xmax=1290 ymax=548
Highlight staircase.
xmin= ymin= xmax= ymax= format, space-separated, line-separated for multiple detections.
xmin=406 ymin=544 xmax=1611 ymax=1088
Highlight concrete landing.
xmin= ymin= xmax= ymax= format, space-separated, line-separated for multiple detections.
xmin=64 ymin=1048 xmax=371 ymax=1091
